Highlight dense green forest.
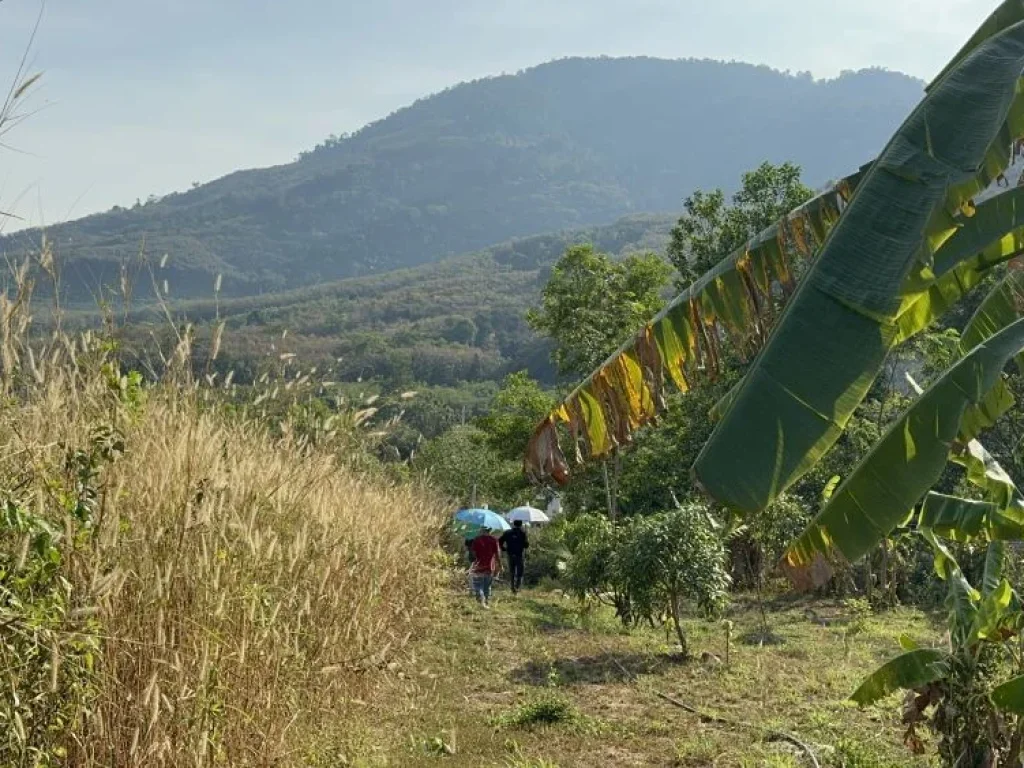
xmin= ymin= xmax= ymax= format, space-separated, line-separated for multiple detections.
xmin=8 ymin=58 xmax=921 ymax=300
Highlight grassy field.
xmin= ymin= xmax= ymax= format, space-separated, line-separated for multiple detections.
xmin=353 ymin=582 xmax=941 ymax=767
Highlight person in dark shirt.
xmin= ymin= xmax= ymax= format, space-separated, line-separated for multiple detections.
xmin=469 ymin=529 xmax=501 ymax=608
xmin=499 ymin=520 xmax=529 ymax=594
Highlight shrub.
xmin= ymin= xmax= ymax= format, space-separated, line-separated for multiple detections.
xmin=616 ymin=503 xmax=730 ymax=656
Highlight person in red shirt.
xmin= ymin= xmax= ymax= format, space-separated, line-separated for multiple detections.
xmin=469 ymin=528 xmax=502 ymax=607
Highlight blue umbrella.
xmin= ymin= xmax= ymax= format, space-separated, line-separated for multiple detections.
xmin=454 ymin=508 xmax=511 ymax=533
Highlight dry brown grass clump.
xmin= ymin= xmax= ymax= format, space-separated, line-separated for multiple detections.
xmin=0 ymin=331 xmax=448 ymax=766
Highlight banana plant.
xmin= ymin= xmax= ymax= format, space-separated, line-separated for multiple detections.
xmin=694 ymin=10 xmax=1024 ymax=514
xmin=782 ymin=269 xmax=1024 ymax=587
xmin=851 ymin=524 xmax=1024 ymax=763
xmin=848 ymin=366 xmax=1024 ymax=760
xmin=526 ymin=0 xmax=1024 ymax=498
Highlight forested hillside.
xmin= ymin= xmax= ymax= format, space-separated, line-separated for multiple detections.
xmin=104 ymin=213 xmax=674 ymax=389
xmin=13 ymin=58 xmax=922 ymax=300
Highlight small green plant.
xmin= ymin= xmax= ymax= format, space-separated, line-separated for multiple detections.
xmin=503 ymin=739 xmax=561 ymax=768
xmin=493 ymin=695 xmax=600 ymax=734
xmin=616 ymin=502 xmax=730 ymax=657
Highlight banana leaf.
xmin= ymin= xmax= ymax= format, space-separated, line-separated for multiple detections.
xmin=692 ymin=13 xmax=1024 ymax=514
xmin=522 ymin=165 xmax=868 ymax=481
xmin=918 ymin=492 xmax=1024 ymax=544
xmin=894 ymin=197 xmax=1024 ymax=343
xmin=992 ymin=674 xmax=1024 ymax=714
xmin=850 ymin=649 xmax=949 ymax=707
xmin=781 ymin=317 xmax=1024 ymax=587
xmin=952 ymin=439 xmax=1024 ymax=514
xmin=983 ymin=542 xmax=1008 ymax=596
xmin=528 ymin=174 xmax=1024 ymax=484
xmin=960 ymin=265 xmax=1024 ymax=361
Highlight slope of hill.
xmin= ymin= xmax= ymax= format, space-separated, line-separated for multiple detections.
xmin=14 ymin=58 xmax=923 ymax=300
xmin=108 ymin=213 xmax=675 ymax=388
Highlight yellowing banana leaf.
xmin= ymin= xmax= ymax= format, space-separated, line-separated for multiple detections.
xmin=781 ymin=317 xmax=1024 ymax=587
xmin=993 ymin=673 xmax=1024 ymax=714
xmin=693 ymin=14 xmax=1024 ymax=514
xmin=850 ymin=649 xmax=949 ymax=707
xmin=522 ymin=165 xmax=868 ymax=482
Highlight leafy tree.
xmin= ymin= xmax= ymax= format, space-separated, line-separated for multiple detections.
xmin=616 ymin=503 xmax=730 ymax=657
xmin=413 ymin=425 xmax=518 ymax=508
xmin=561 ymin=514 xmax=634 ymax=625
xmin=667 ymin=161 xmax=812 ymax=286
xmin=476 ymin=371 xmax=554 ymax=462
xmin=527 ymin=244 xmax=671 ymax=377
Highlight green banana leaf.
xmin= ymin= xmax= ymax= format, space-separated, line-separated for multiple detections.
xmin=894 ymin=197 xmax=1024 ymax=343
xmin=971 ymin=575 xmax=1014 ymax=642
xmin=850 ymin=649 xmax=949 ymax=707
xmin=782 ymin=318 xmax=1024 ymax=587
xmin=983 ymin=541 xmax=1008 ymax=596
xmin=921 ymin=528 xmax=983 ymax=644
xmin=692 ymin=14 xmax=1024 ymax=514
xmin=907 ymin=365 xmax=1020 ymax=503
xmin=528 ymin=176 xmax=1024 ymax=485
xmin=918 ymin=492 xmax=1024 ymax=544
xmin=992 ymin=674 xmax=1024 ymax=714
xmin=960 ymin=265 xmax=1024 ymax=360
xmin=952 ymin=440 xmax=1024 ymax=516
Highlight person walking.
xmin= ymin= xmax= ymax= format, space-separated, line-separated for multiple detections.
xmin=499 ymin=520 xmax=529 ymax=595
xmin=469 ymin=527 xmax=501 ymax=608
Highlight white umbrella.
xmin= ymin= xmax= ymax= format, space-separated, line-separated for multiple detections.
xmin=506 ymin=506 xmax=550 ymax=524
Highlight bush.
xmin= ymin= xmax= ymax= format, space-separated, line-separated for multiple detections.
xmin=616 ymin=503 xmax=730 ymax=656
xmin=521 ymin=526 xmax=569 ymax=587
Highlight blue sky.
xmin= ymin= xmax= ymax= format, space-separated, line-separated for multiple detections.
xmin=0 ymin=0 xmax=995 ymax=226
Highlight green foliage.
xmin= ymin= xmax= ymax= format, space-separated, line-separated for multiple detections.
xmin=0 ymin=428 xmax=124 ymax=766
xmin=519 ymin=525 xmax=569 ymax=588
xmin=477 ymin=372 xmax=555 ymax=462
xmin=616 ymin=503 xmax=730 ymax=655
xmin=413 ymin=425 xmax=520 ymax=508
xmin=694 ymin=19 xmax=1024 ymax=514
xmin=667 ymin=161 xmax=812 ymax=286
xmin=610 ymin=369 xmax=741 ymax=515
xmin=493 ymin=695 xmax=600 ymax=734
xmin=527 ymin=245 xmax=671 ymax=377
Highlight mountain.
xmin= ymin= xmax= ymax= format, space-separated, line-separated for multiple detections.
xmin=15 ymin=57 xmax=923 ymax=301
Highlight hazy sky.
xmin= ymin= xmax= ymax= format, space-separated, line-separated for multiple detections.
xmin=0 ymin=0 xmax=995 ymax=226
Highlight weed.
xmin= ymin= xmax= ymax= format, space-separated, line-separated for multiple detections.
xmin=494 ymin=695 xmax=601 ymax=734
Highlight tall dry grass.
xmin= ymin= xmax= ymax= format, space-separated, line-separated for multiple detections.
xmin=0 ymin=265 xmax=449 ymax=765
